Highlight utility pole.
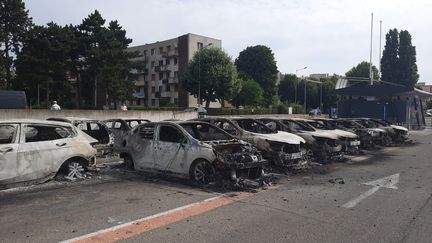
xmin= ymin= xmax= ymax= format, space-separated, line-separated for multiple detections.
xmin=295 ymin=66 xmax=307 ymax=104
xmin=369 ymin=13 xmax=374 ymax=85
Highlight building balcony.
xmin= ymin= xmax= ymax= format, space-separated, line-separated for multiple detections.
xmin=155 ymin=65 xmax=169 ymax=72
xmin=162 ymin=49 xmax=178 ymax=58
xmin=134 ymin=80 xmax=145 ymax=86
xmin=133 ymin=91 xmax=145 ymax=99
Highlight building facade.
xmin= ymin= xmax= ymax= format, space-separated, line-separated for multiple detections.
xmin=127 ymin=33 xmax=222 ymax=108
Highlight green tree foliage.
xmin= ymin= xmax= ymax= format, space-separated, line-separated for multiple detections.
xmin=278 ymin=74 xmax=297 ymax=103
xmin=0 ymin=0 xmax=32 ymax=88
xmin=345 ymin=61 xmax=379 ymax=79
xmin=398 ymin=30 xmax=419 ymax=88
xmin=232 ymin=78 xmax=263 ymax=107
xmin=14 ymin=23 xmax=74 ymax=106
xmin=381 ymin=29 xmax=419 ymax=88
xmin=74 ymin=10 xmax=137 ymax=108
xmin=180 ymin=47 xmax=240 ymax=108
xmin=235 ymin=45 xmax=278 ymax=106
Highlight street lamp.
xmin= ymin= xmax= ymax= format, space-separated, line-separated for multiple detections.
xmin=295 ymin=66 xmax=307 ymax=103
xmin=198 ymin=43 xmax=213 ymax=107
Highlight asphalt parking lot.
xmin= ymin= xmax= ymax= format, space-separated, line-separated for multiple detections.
xmin=1 ymin=129 xmax=431 ymax=243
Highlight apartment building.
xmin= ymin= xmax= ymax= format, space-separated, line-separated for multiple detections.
xmin=127 ymin=33 xmax=222 ymax=108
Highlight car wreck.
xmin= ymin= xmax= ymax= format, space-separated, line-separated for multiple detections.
xmin=103 ymin=118 xmax=150 ymax=152
xmin=326 ymin=119 xmax=378 ymax=149
xmin=0 ymin=120 xmax=97 ymax=189
xmin=120 ymin=121 xmax=266 ymax=184
xmin=271 ymin=118 xmax=343 ymax=162
xmin=369 ymin=118 xmax=410 ymax=144
xmin=195 ymin=117 xmax=308 ymax=170
xmin=258 ymin=118 xmax=342 ymax=162
xmin=300 ymin=119 xmax=360 ymax=155
xmin=347 ymin=118 xmax=393 ymax=146
xmin=47 ymin=117 xmax=113 ymax=156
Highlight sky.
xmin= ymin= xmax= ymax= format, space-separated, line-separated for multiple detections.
xmin=23 ymin=0 xmax=432 ymax=84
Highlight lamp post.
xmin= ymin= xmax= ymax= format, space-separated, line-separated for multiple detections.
xmin=198 ymin=43 xmax=213 ymax=107
xmin=295 ymin=66 xmax=307 ymax=103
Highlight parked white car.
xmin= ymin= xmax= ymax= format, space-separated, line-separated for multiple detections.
xmin=120 ymin=121 xmax=266 ymax=184
xmin=0 ymin=120 xmax=97 ymax=188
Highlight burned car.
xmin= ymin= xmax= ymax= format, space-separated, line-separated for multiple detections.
xmin=322 ymin=118 xmax=378 ymax=149
xmin=195 ymin=117 xmax=308 ymax=169
xmin=346 ymin=118 xmax=393 ymax=146
xmin=299 ymin=119 xmax=360 ymax=154
xmin=273 ymin=118 xmax=343 ymax=162
xmin=369 ymin=118 xmax=410 ymax=143
xmin=103 ymin=118 xmax=150 ymax=152
xmin=258 ymin=118 xmax=341 ymax=162
xmin=120 ymin=121 xmax=266 ymax=184
xmin=47 ymin=117 xmax=113 ymax=155
xmin=0 ymin=120 xmax=97 ymax=188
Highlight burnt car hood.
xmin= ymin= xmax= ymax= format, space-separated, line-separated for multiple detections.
xmin=300 ymin=130 xmax=339 ymax=140
xmin=331 ymin=129 xmax=359 ymax=139
xmin=258 ymin=131 xmax=305 ymax=145
xmin=391 ymin=125 xmax=408 ymax=132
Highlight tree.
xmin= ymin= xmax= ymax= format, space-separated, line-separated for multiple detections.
xmin=278 ymin=74 xmax=297 ymax=103
xmin=76 ymin=10 xmax=137 ymax=108
xmin=180 ymin=47 xmax=240 ymax=108
xmin=0 ymin=0 xmax=32 ymax=89
xmin=398 ymin=30 xmax=419 ymax=88
xmin=235 ymin=45 xmax=278 ymax=106
xmin=14 ymin=23 xmax=74 ymax=106
xmin=345 ymin=61 xmax=379 ymax=79
xmin=381 ymin=28 xmax=399 ymax=83
xmin=232 ymin=78 xmax=263 ymax=107
xmin=381 ymin=29 xmax=419 ymax=88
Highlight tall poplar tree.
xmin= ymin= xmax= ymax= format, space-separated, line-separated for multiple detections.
xmin=0 ymin=0 xmax=32 ymax=88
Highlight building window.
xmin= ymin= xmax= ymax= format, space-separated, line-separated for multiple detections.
xmin=174 ymin=98 xmax=178 ymax=105
xmin=151 ymin=74 xmax=155 ymax=81
xmin=143 ymin=50 xmax=147 ymax=56
xmin=159 ymin=86 xmax=162 ymax=92
xmin=197 ymin=42 xmax=203 ymax=50
xmin=166 ymin=58 xmax=170 ymax=65
xmin=151 ymin=87 xmax=155 ymax=93
xmin=174 ymin=71 xmax=178 ymax=78
xmin=166 ymin=85 xmax=171 ymax=91
xmin=159 ymin=47 xmax=164 ymax=54
xmin=158 ymin=60 xmax=163 ymax=66
xmin=174 ymin=84 xmax=178 ymax=91
xmin=137 ymin=99 xmax=141 ymax=105
xmin=151 ymin=99 xmax=155 ymax=106
xmin=159 ymin=72 xmax=163 ymax=80
xmin=151 ymin=61 xmax=155 ymax=68
xmin=174 ymin=57 xmax=178 ymax=65
xmin=151 ymin=48 xmax=155 ymax=55
xmin=167 ymin=45 xmax=171 ymax=51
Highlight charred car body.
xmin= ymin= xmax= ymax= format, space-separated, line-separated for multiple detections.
xmin=0 ymin=120 xmax=97 ymax=188
xmin=323 ymin=119 xmax=378 ymax=149
xmin=301 ymin=119 xmax=360 ymax=154
xmin=369 ymin=118 xmax=410 ymax=144
xmin=269 ymin=118 xmax=343 ymax=162
xmin=47 ymin=117 xmax=113 ymax=155
xmin=195 ymin=117 xmax=308 ymax=169
xmin=120 ymin=121 xmax=266 ymax=184
xmin=103 ymin=118 xmax=150 ymax=152
xmin=345 ymin=118 xmax=393 ymax=146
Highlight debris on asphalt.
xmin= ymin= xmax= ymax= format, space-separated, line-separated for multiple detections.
xmin=328 ymin=178 xmax=345 ymax=184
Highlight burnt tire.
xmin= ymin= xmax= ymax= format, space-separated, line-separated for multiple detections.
xmin=60 ymin=160 xmax=86 ymax=180
xmin=123 ymin=154 xmax=135 ymax=170
xmin=189 ymin=160 xmax=216 ymax=184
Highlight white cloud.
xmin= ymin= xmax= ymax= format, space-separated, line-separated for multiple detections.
xmin=23 ymin=0 xmax=432 ymax=83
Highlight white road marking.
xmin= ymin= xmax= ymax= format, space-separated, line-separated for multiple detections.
xmin=58 ymin=195 xmax=223 ymax=243
xmin=342 ymin=173 xmax=400 ymax=209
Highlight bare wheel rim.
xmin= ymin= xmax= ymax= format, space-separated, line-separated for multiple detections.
xmin=193 ymin=161 xmax=215 ymax=184
xmin=66 ymin=162 xmax=84 ymax=179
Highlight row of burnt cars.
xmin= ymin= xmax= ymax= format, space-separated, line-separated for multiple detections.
xmin=0 ymin=116 xmax=410 ymax=188
xmin=110 ymin=116 xmax=410 ymax=185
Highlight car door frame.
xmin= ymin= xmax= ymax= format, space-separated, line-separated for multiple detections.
xmin=0 ymin=123 xmax=20 ymax=184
